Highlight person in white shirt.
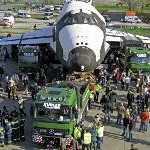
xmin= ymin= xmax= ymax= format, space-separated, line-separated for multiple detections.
xmin=125 ymin=76 xmax=131 ymax=90
xmin=96 ymin=121 xmax=104 ymax=150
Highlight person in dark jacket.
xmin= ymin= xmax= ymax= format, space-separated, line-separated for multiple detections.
xmin=103 ymin=102 xmax=113 ymax=123
xmin=100 ymin=95 xmax=109 ymax=105
xmin=136 ymin=92 xmax=145 ymax=115
xmin=0 ymin=66 xmax=4 ymax=81
xmin=127 ymin=90 xmax=134 ymax=109
xmin=128 ymin=117 xmax=133 ymax=141
xmin=130 ymin=106 xmax=138 ymax=130
xmin=90 ymin=123 xmax=97 ymax=150
xmin=144 ymin=94 xmax=149 ymax=109
xmin=11 ymin=116 xmax=20 ymax=142
xmin=122 ymin=114 xmax=129 ymax=136
xmin=19 ymin=113 xmax=25 ymax=141
xmin=5 ymin=121 xmax=12 ymax=144
xmin=30 ymin=82 xmax=39 ymax=100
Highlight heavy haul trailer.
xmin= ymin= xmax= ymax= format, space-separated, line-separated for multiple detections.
xmin=32 ymin=74 xmax=93 ymax=148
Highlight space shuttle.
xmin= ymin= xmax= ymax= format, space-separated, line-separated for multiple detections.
xmin=53 ymin=0 xmax=109 ymax=72
xmin=0 ymin=0 xmax=109 ymax=72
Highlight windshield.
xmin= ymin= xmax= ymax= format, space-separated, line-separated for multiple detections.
xmin=63 ymin=13 xmax=98 ymax=25
xmin=36 ymin=106 xmax=71 ymax=123
xmin=130 ymin=56 xmax=150 ymax=64
xmin=4 ymin=13 xmax=12 ymax=17
xmin=45 ymin=13 xmax=51 ymax=16
xmin=19 ymin=55 xmax=38 ymax=63
xmin=19 ymin=51 xmax=38 ymax=63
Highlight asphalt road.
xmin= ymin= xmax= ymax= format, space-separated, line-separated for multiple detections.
xmin=0 ymin=59 xmax=150 ymax=150
xmin=110 ymin=21 xmax=150 ymax=30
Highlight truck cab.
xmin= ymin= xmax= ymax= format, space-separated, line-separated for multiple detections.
xmin=18 ymin=45 xmax=40 ymax=77
xmin=125 ymin=47 xmax=150 ymax=78
xmin=32 ymin=78 xmax=91 ymax=147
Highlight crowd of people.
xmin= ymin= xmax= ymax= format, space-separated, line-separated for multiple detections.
xmin=72 ymin=116 xmax=104 ymax=150
xmin=0 ymin=56 xmax=150 ymax=150
xmin=0 ymin=72 xmax=36 ymax=147
xmin=0 ymin=104 xmax=25 ymax=147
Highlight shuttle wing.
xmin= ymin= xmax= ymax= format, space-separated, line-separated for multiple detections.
xmin=0 ymin=26 xmax=148 ymax=48
xmin=0 ymin=26 xmax=55 ymax=46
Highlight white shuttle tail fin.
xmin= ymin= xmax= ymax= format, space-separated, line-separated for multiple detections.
xmin=85 ymin=0 xmax=93 ymax=5
xmin=63 ymin=0 xmax=93 ymax=5
xmin=63 ymin=0 xmax=74 ymax=5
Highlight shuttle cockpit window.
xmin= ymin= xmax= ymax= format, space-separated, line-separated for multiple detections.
xmin=58 ymin=11 xmax=105 ymax=31
xmin=63 ymin=12 xmax=99 ymax=25
xmin=64 ymin=14 xmax=79 ymax=24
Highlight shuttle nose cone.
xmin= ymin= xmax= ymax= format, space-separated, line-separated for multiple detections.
xmin=68 ymin=46 xmax=96 ymax=72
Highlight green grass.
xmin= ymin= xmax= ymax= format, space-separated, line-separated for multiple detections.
xmin=120 ymin=28 xmax=150 ymax=37
xmin=0 ymin=26 xmax=32 ymax=34
xmin=15 ymin=20 xmax=26 ymax=23
xmin=95 ymin=4 xmax=150 ymax=14
xmin=0 ymin=30 xmax=31 ymax=34
xmin=30 ymin=14 xmax=44 ymax=20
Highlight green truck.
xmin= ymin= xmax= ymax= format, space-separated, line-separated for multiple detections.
xmin=126 ymin=47 xmax=150 ymax=78
xmin=32 ymin=78 xmax=91 ymax=147
xmin=18 ymin=45 xmax=40 ymax=75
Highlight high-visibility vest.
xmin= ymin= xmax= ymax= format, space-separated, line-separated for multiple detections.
xmin=95 ymin=84 xmax=102 ymax=93
xmin=83 ymin=132 xmax=91 ymax=144
xmin=74 ymin=127 xmax=81 ymax=140
xmin=19 ymin=99 xmax=24 ymax=109
xmin=89 ymin=92 xmax=94 ymax=99
xmin=0 ymin=127 xmax=4 ymax=138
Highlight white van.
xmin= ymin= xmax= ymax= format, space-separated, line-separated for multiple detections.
xmin=3 ymin=13 xmax=15 ymax=25
xmin=17 ymin=10 xmax=31 ymax=18
xmin=125 ymin=16 xmax=142 ymax=23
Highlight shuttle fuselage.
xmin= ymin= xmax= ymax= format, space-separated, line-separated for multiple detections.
xmin=54 ymin=0 xmax=107 ymax=72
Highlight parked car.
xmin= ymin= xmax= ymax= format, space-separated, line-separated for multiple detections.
xmin=54 ymin=5 xmax=62 ymax=11
xmin=3 ymin=12 xmax=15 ymax=25
xmin=0 ymin=18 xmax=12 ymax=26
xmin=125 ymin=16 xmax=142 ymax=23
xmin=49 ymin=5 xmax=54 ymax=11
xmin=44 ymin=12 xmax=53 ymax=20
xmin=16 ymin=10 xmax=31 ymax=18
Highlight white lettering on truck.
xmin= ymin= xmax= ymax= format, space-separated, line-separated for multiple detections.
xmin=43 ymin=103 xmax=61 ymax=109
